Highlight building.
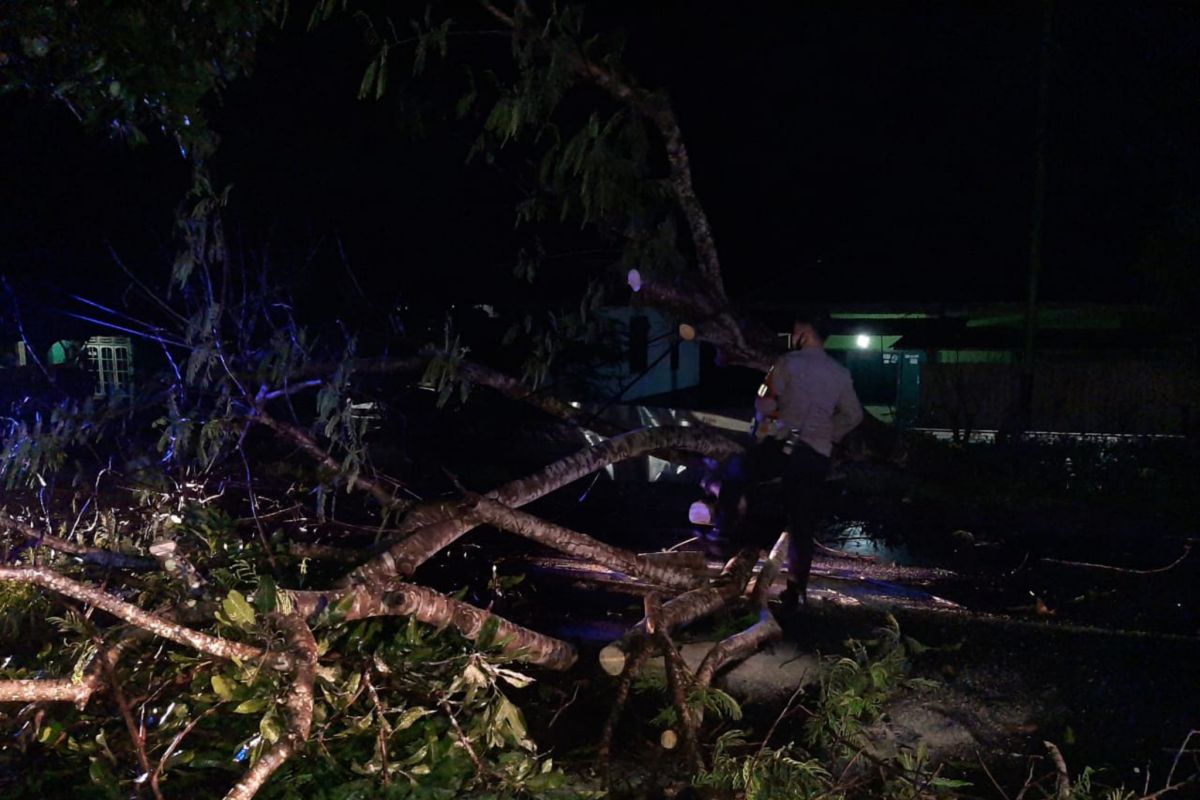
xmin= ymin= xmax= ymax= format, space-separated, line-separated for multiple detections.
xmin=813 ymin=304 xmax=1194 ymax=437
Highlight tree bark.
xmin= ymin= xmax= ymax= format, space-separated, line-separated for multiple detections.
xmin=468 ymin=497 xmax=700 ymax=591
xmin=288 ymin=584 xmax=577 ymax=671
xmin=692 ymin=609 xmax=781 ymax=690
xmin=645 ymin=592 xmax=702 ymax=771
xmin=689 ymin=533 xmax=787 ymax=691
xmin=480 ymin=2 xmax=802 ymax=375
xmin=0 ymin=678 xmax=98 ymax=707
xmin=598 ymin=548 xmax=758 ymax=675
xmin=224 ymin=615 xmax=318 ymax=800
xmin=598 ymin=641 xmax=651 ymax=774
xmin=0 ymin=566 xmax=271 ymax=667
xmin=456 ymin=360 xmax=627 ymax=438
xmin=637 ymin=550 xmax=708 ymax=572
xmin=628 ymin=272 xmax=775 ymax=370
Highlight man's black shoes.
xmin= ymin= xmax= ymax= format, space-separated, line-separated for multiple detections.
xmin=774 ymin=583 xmax=806 ymax=615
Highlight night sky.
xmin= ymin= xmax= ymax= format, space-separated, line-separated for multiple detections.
xmin=2 ymin=2 xmax=1197 ymax=320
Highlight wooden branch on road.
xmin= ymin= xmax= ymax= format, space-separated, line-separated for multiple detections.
xmin=468 ymin=497 xmax=700 ymax=591
xmin=598 ymin=548 xmax=759 ymax=676
xmin=345 ymin=425 xmax=740 ymax=585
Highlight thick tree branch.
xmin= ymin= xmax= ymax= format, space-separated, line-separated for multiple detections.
xmin=345 ymin=425 xmax=739 ymax=585
xmin=1044 ymin=741 xmax=1072 ymax=800
xmin=597 ymin=640 xmax=650 ymax=776
xmin=477 ymin=0 xmax=794 ymax=380
xmin=0 ymin=677 xmax=99 ymax=707
xmin=224 ymin=615 xmax=318 ymax=800
xmin=1 ymin=509 xmax=157 ymax=571
xmin=483 ymin=1 xmax=728 ymax=301
xmin=693 ymin=608 xmax=782 ymax=690
xmin=628 ymin=271 xmax=776 ymax=370
xmin=0 ymin=566 xmax=271 ymax=667
xmin=288 ymin=583 xmax=577 ymax=671
xmin=690 ymin=532 xmax=789 ymax=691
xmin=644 ymin=592 xmax=702 ymax=768
xmin=455 ymin=360 xmax=627 ymax=438
xmin=0 ymin=621 xmax=164 ymax=708
xmin=598 ymin=548 xmax=758 ymax=676
xmin=467 ymin=497 xmax=700 ymax=591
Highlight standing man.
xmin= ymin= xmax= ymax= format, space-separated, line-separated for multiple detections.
xmin=716 ymin=307 xmax=863 ymax=609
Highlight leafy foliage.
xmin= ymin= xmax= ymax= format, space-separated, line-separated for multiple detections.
xmin=303 ymin=1 xmax=695 ymax=389
xmin=0 ymin=396 xmax=108 ymax=488
xmin=1 ymin=0 xmax=281 ymax=159
xmin=695 ymin=729 xmax=833 ymax=800
xmin=0 ymin=581 xmax=592 ymax=798
xmin=805 ymin=615 xmax=934 ymax=753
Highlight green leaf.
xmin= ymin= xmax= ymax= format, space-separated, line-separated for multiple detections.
xmin=222 ymin=590 xmax=256 ymax=629
xmin=211 ymin=674 xmax=236 ymax=702
xmin=375 ymin=43 xmax=389 ymax=99
xmin=88 ymin=758 xmax=117 ymax=790
xmin=260 ymin=711 xmax=283 ymax=744
xmin=494 ymin=695 xmax=529 ymax=747
xmin=395 ymin=706 xmax=433 ymax=731
xmin=357 ymin=58 xmax=378 ymax=100
xmin=37 ymin=723 xmax=62 ymax=744
xmin=234 ymin=698 xmax=269 ymax=714
xmin=930 ymin=777 xmax=974 ymax=789
xmin=476 ymin=616 xmax=500 ymax=651
xmin=254 ymin=576 xmax=278 ymax=614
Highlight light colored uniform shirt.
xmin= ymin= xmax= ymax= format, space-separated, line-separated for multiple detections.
xmin=760 ymin=347 xmax=863 ymax=457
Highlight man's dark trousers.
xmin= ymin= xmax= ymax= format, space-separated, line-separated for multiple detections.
xmin=715 ymin=437 xmax=830 ymax=600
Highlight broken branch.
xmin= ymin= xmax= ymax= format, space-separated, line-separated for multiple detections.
xmin=1040 ymin=545 xmax=1191 ymax=575
xmin=692 ymin=608 xmax=782 ymax=691
xmin=0 ymin=566 xmax=270 ymax=667
xmin=467 ymin=497 xmax=700 ymax=591
xmin=252 ymin=411 xmax=406 ymax=511
xmin=598 ymin=548 xmax=758 ymax=676
xmin=0 ymin=509 xmax=157 ymax=571
xmin=289 ymin=583 xmax=577 ymax=671
xmin=346 ymin=425 xmax=739 ymax=585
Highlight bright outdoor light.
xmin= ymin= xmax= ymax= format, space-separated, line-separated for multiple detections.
xmin=856 ymin=334 xmax=871 ymax=349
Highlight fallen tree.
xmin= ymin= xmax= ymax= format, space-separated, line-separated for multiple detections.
xmin=0 ymin=4 xmax=894 ymax=797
